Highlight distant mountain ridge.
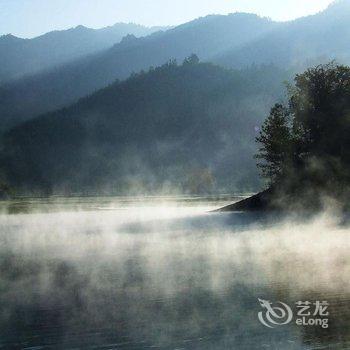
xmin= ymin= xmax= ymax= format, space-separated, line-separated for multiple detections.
xmin=215 ymin=0 xmax=350 ymax=68
xmin=1 ymin=2 xmax=350 ymax=133
xmin=0 ymin=23 xmax=167 ymax=83
xmin=0 ymin=13 xmax=276 ymax=132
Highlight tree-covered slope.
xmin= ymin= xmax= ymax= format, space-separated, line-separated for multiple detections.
xmin=2 ymin=60 xmax=290 ymax=195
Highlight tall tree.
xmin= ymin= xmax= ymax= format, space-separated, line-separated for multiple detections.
xmin=256 ymin=104 xmax=292 ymax=183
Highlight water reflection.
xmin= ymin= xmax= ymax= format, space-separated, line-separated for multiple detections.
xmin=0 ymin=198 xmax=349 ymax=349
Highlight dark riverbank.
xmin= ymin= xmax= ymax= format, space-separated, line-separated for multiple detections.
xmin=215 ymin=187 xmax=350 ymax=217
xmin=215 ymin=188 xmax=276 ymax=212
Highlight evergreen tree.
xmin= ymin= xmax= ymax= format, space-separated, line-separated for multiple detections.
xmin=256 ymin=104 xmax=292 ymax=183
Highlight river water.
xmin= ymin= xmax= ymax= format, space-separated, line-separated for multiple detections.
xmin=0 ymin=196 xmax=349 ymax=349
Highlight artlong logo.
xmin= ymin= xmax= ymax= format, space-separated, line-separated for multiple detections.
xmin=258 ymin=298 xmax=293 ymax=328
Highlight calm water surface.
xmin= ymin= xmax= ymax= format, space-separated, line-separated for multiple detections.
xmin=0 ymin=196 xmax=349 ymax=349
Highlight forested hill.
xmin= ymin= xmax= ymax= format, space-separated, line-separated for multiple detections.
xmin=0 ymin=13 xmax=275 ymax=133
xmin=2 ymin=60 xmax=290 ymax=195
xmin=0 ymin=23 xmax=165 ymax=83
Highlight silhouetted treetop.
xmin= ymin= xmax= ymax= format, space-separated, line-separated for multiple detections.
xmin=256 ymin=62 xmax=350 ymax=205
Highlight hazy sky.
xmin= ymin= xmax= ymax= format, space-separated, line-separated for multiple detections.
xmin=0 ymin=0 xmax=334 ymax=38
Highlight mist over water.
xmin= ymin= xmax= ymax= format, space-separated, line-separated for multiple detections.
xmin=0 ymin=197 xmax=349 ymax=349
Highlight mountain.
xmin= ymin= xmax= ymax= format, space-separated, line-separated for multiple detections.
xmin=2 ymin=2 xmax=350 ymax=134
xmin=0 ymin=13 xmax=276 ymax=133
xmin=215 ymin=0 xmax=350 ymax=68
xmin=0 ymin=23 xmax=166 ymax=83
xmin=1 ymin=60 xmax=290 ymax=195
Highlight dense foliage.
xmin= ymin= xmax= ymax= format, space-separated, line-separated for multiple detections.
xmin=256 ymin=62 xmax=350 ymax=205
